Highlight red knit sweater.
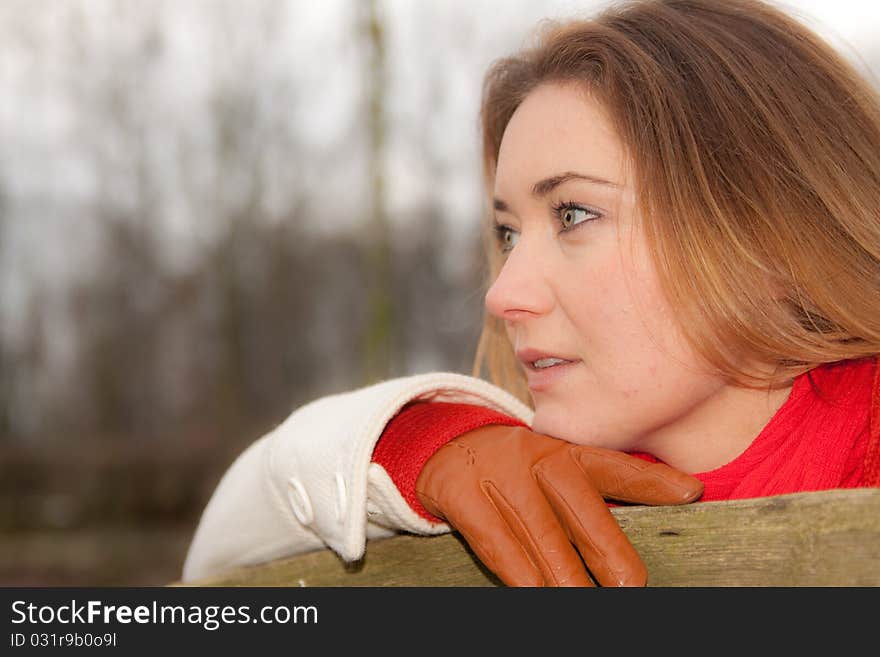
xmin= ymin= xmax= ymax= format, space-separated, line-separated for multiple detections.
xmin=372 ymin=356 xmax=880 ymax=523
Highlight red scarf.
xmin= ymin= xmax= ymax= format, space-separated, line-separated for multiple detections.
xmin=634 ymin=356 xmax=879 ymax=500
xmin=694 ymin=356 xmax=879 ymax=499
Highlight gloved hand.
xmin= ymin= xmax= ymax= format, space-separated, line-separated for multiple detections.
xmin=415 ymin=424 xmax=703 ymax=587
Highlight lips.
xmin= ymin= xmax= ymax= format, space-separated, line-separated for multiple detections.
xmin=514 ymin=348 xmax=580 ymax=392
xmin=515 ymin=348 xmax=578 ymax=370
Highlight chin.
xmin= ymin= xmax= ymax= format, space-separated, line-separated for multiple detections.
xmin=532 ymin=409 xmax=600 ymax=447
xmin=532 ymin=406 xmax=634 ymax=451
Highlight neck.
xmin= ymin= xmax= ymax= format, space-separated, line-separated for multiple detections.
xmin=639 ymin=379 xmax=795 ymax=474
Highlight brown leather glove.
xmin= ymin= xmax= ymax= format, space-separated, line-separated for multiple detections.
xmin=415 ymin=424 xmax=703 ymax=587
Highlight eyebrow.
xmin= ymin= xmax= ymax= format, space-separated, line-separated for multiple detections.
xmin=493 ymin=171 xmax=620 ymax=213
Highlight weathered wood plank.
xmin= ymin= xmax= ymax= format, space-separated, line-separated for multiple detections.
xmin=175 ymin=488 xmax=880 ymax=587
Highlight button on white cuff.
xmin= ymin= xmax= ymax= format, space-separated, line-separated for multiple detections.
xmin=286 ymin=477 xmax=314 ymax=525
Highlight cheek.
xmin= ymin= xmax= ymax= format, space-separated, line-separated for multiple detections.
xmin=592 ymin=236 xmax=691 ymax=367
xmin=563 ymin=253 xmax=664 ymax=370
xmin=535 ymin=251 xmax=716 ymax=447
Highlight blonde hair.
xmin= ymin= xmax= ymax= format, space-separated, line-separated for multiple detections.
xmin=472 ymin=0 xmax=880 ymax=406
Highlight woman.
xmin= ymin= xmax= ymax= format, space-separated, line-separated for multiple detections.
xmin=182 ymin=0 xmax=880 ymax=586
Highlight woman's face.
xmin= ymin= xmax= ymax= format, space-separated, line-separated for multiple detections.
xmin=486 ymin=82 xmax=732 ymax=455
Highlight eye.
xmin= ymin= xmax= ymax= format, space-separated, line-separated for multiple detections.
xmin=494 ymin=225 xmax=519 ymax=253
xmin=554 ymin=202 xmax=601 ymax=232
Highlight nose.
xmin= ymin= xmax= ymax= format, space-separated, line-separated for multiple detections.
xmin=485 ymin=237 xmax=554 ymax=322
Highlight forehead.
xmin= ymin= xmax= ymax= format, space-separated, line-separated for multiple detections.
xmin=494 ymin=82 xmax=627 ymax=192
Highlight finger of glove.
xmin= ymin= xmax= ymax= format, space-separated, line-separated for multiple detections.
xmin=429 ymin=486 xmax=549 ymax=587
xmin=481 ymin=480 xmax=596 ymax=587
xmin=570 ymin=445 xmax=704 ymax=505
xmin=534 ymin=450 xmax=647 ymax=587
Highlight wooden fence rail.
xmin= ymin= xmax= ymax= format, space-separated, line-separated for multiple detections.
xmin=176 ymin=488 xmax=880 ymax=587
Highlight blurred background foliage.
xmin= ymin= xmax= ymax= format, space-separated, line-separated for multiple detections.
xmin=0 ymin=0 xmax=877 ymax=585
